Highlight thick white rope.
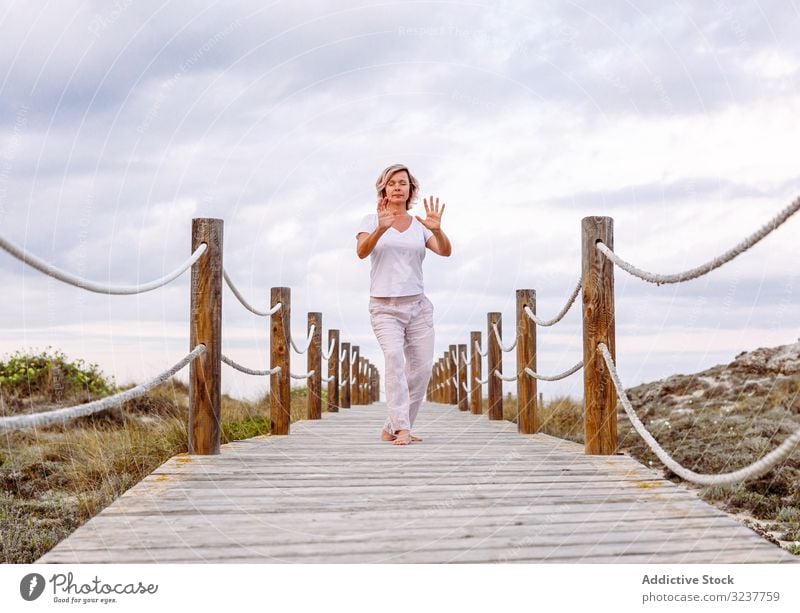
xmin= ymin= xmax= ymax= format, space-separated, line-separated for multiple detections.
xmin=523 ymin=279 xmax=581 ymax=326
xmin=449 ymin=349 xmax=458 ymax=365
xmin=339 ymin=348 xmax=348 ymax=362
xmin=493 ymin=370 xmax=518 ymax=382
xmin=221 ymin=354 xmax=281 ymax=376
xmin=523 ymin=361 xmax=583 ymax=382
xmin=0 ymin=345 xmax=206 ymax=434
xmin=0 ymin=236 xmax=206 ymax=294
xmin=222 ymin=269 xmax=281 ymax=317
xmin=321 ymin=374 xmax=336 ymax=383
xmin=290 ymin=325 xmax=315 ymax=354
xmin=461 ymin=350 xmax=472 ymax=366
xmin=474 ymin=340 xmax=489 ymax=357
xmin=462 ymin=381 xmax=482 ymax=395
xmin=596 ymin=196 xmax=800 ymax=285
xmin=290 ymin=370 xmax=315 ymax=380
xmin=598 ymin=343 xmax=800 ymax=485
xmin=474 ymin=375 xmax=489 ymax=385
xmin=491 ymin=322 xmax=517 ymax=352
xmin=321 ymin=339 xmax=336 ymax=361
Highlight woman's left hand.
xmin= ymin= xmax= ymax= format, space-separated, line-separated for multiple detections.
xmin=416 ymin=195 xmax=445 ymax=232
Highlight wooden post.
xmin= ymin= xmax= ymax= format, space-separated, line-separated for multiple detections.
xmin=457 ymin=343 xmax=468 ymax=411
xmin=351 ymin=346 xmax=360 ymax=405
xmin=487 ymin=312 xmax=503 ymax=420
xmin=582 ymin=216 xmax=617 ymax=455
xmin=189 ymin=218 xmax=223 ymax=455
xmin=517 ymin=289 xmax=537 ymax=434
xmin=448 ymin=344 xmax=457 ymax=404
xmin=270 ymin=287 xmax=291 ymax=435
xmin=326 ymin=329 xmax=340 ymax=412
xmin=307 ymin=312 xmax=322 ymax=420
xmin=470 ymin=331 xmax=482 ymax=415
xmin=442 ymin=353 xmax=449 ymax=403
xmin=341 ymin=342 xmax=351 ymax=408
xmin=437 ymin=360 xmax=443 ymax=403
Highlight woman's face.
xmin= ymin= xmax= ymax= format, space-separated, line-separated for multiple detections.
xmin=385 ymin=170 xmax=411 ymax=209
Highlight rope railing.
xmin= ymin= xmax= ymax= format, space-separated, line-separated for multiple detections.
xmin=491 ymin=322 xmax=517 ymax=352
xmin=0 ymin=219 xmax=381 ymax=447
xmin=289 ymin=325 xmax=315 ymax=354
xmin=523 ymin=278 xmax=581 ymax=327
xmin=595 ymin=196 xmax=800 ymax=286
xmin=523 ymin=361 xmax=583 ymax=382
xmin=429 ymin=195 xmax=800 ymax=459
xmin=0 ymin=345 xmax=206 ymax=434
xmin=0 ymin=235 xmax=206 ymax=295
xmin=321 ymin=339 xmax=336 ymax=360
xmin=493 ymin=370 xmax=518 ymax=382
xmin=223 ymin=269 xmax=282 ymax=316
xmin=221 ymin=354 xmax=281 ymax=376
xmin=598 ymin=343 xmax=800 ymax=485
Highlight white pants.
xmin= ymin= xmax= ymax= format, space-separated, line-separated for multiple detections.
xmin=369 ymin=293 xmax=435 ymax=434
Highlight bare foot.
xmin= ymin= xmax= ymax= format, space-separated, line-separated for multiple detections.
xmin=393 ymin=429 xmax=412 ymax=445
xmin=380 ymin=430 xmax=396 ymax=441
xmin=410 ymin=434 xmax=423 ymax=442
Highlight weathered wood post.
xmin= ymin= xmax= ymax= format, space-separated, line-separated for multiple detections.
xmin=326 ymin=329 xmax=340 ymax=412
xmin=517 ymin=289 xmax=537 ymax=434
xmin=443 ymin=352 xmax=450 ymax=404
xmin=470 ymin=331 xmax=482 ymax=415
xmin=487 ymin=312 xmax=503 ymax=420
xmin=351 ymin=346 xmax=360 ymax=405
xmin=448 ymin=344 xmax=458 ymax=405
xmin=307 ymin=312 xmax=322 ymax=419
xmin=582 ymin=216 xmax=617 ymax=455
xmin=358 ymin=357 xmax=366 ymax=405
xmin=341 ymin=342 xmax=351 ymax=408
xmin=438 ymin=360 xmax=444 ymax=403
xmin=189 ymin=218 xmax=223 ymax=455
xmin=270 ymin=287 xmax=291 ymax=435
xmin=457 ymin=343 xmax=468 ymax=411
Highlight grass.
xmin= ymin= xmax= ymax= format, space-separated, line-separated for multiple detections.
xmin=0 ymin=350 xmax=325 ymax=564
xmin=498 ymin=391 xmax=800 ymax=556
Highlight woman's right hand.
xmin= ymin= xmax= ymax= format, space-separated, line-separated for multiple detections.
xmin=377 ymin=196 xmax=395 ymax=231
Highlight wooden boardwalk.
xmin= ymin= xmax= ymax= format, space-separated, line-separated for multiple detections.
xmin=38 ymin=403 xmax=797 ymax=563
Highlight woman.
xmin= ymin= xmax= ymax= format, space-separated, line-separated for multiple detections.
xmin=356 ymin=164 xmax=452 ymax=445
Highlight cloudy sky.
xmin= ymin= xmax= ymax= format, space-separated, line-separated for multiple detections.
xmin=0 ymin=0 xmax=798 ymax=402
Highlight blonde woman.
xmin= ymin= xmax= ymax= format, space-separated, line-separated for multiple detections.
xmin=356 ymin=164 xmax=452 ymax=445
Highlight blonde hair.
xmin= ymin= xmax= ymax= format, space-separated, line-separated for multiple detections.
xmin=375 ymin=164 xmax=420 ymax=210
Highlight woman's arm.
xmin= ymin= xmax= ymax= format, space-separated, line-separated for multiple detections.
xmin=356 ymin=226 xmax=389 ymax=259
xmin=417 ymin=195 xmax=451 ymax=256
xmin=426 ymin=229 xmax=452 ymax=256
xmin=357 ymin=198 xmax=395 ymax=259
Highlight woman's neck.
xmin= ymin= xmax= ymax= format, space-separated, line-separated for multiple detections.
xmin=388 ymin=204 xmax=409 ymax=216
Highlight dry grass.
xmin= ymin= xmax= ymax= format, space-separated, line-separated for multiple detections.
xmin=0 ymin=379 xmax=320 ymax=564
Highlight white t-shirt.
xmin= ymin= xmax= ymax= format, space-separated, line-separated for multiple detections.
xmin=356 ymin=213 xmax=433 ymax=297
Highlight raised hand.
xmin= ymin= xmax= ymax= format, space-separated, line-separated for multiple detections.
xmin=416 ymin=195 xmax=445 ymax=232
xmin=377 ymin=196 xmax=395 ymax=231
